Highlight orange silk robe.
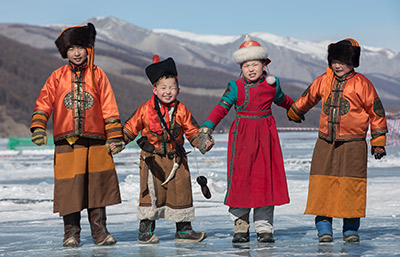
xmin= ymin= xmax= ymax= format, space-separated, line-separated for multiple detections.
xmin=123 ymin=99 xmax=200 ymax=154
xmin=292 ymin=71 xmax=387 ymax=143
xmin=123 ymin=99 xmax=200 ymax=221
xmin=31 ymin=64 xmax=122 ymax=141
xmin=292 ymin=71 xmax=388 ymax=218
xmin=30 ymin=63 xmax=122 ymax=216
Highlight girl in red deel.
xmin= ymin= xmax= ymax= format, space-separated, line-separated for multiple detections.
xmin=199 ymin=35 xmax=294 ymax=243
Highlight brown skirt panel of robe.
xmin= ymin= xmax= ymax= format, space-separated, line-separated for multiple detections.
xmin=137 ymin=151 xmax=195 ymax=222
xmin=305 ymin=138 xmax=367 ymax=218
xmin=53 ymin=138 xmax=121 ymax=216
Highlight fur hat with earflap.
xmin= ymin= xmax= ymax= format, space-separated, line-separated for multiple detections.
xmin=55 ymin=23 xmax=96 ymax=59
xmin=233 ymin=35 xmax=275 ymax=84
xmin=55 ymin=23 xmax=97 ymax=92
xmin=323 ymin=38 xmax=360 ymax=103
xmin=327 ymin=38 xmax=360 ymax=68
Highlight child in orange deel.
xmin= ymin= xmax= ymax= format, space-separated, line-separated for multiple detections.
xmin=120 ymin=55 xmax=213 ymax=244
xmin=30 ymin=23 xmax=124 ymax=247
xmin=288 ymin=38 xmax=388 ymax=243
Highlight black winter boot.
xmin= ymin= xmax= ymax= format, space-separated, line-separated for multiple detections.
xmin=138 ymin=219 xmax=159 ymax=244
xmin=257 ymin=232 xmax=275 ymax=243
xmin=63 ymin=212 xmax=81 ymax=247
xmin=88 ymin=207 xmax=116 ymax=245
xmin=174 ymin=222 xmax=207 ymax=242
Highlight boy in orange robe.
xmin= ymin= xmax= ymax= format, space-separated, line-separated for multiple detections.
xmin=31 ymin=23 xmax=124 ymax=247
xmin=288 ymin=38 xmax=388 ymax=243
xmin=122 ymin=56 xmax=213 ymax=244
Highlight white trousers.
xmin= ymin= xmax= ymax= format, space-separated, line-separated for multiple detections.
xmin=229 ymin=206 xmax=274 ymax=233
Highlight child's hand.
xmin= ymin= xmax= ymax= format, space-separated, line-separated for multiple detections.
xmin=109 ymin=142 xmax=116 ymax=151
xmin=31 ymin=128 xmax=47 ymax=146
xmin=371 ymin=146 xmax=386 ymax=159
xmin=105 ymin=138 xmax=125 ymax=155
xmin=204 ymin=138 xmax=215 ymax=152
xmin=287 ymin=107 xmax=305 ymax=123
xmin=198 ymin=127 xmax=214 ymax=154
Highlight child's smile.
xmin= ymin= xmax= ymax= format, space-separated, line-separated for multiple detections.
xmin=331 ymin=60 xmax=353 ymax=77
xmin=67 ymin=46 xmax=88 ymax=66
xmin=153 ymin=77 xmax=179 ymax=104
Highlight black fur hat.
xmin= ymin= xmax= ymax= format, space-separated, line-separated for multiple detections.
xmin=55 ymin=23 xmax=96 ymax=58
xmin=145 ymin=56 xmax=178 ymax=85
xmin=328 ymin=38 xmax=360 ymax=68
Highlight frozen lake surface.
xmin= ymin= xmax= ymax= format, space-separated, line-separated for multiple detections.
xmin=0 ymin=132 xmax=399 ymax=256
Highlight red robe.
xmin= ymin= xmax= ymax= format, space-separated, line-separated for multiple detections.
xmin=203 ymin=75 xmax=293 ymax=208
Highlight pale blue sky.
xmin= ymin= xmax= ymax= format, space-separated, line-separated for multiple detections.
xmin=1 ymin=0 xmax=399 ymax=51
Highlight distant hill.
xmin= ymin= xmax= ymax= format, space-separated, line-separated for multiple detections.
xmin=7 ymin=16 xmax=400 ymax=137
xmin=0 ymin=34 xmax=63 ymax=137
xmin=2 ymin=17 xmax=398 ymax=108
xmin=0 ymin=34 xmax=318 ymax=137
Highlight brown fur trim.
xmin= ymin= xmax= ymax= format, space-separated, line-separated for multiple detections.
xmin=328 ymin=40 xmax=360 ymax=68
xmin=55 ymin=23 xmax=96 ymax=58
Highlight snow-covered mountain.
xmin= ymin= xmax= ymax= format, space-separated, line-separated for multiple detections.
xmin=1 ymin=16 xmax=399 ymax=102
xmin=86 ymin=17 xmax=400 ymax=102
xmin=89 ymin=17 xmax=400 ymax=77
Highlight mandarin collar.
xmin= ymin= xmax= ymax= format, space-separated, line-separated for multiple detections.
xmin=69 ymin=61 xmax=88 ymax=72
xmin=335 ymin=69 xmax=356 ymax=82
xmin=242 ymin=72 xmax=266 ymax=85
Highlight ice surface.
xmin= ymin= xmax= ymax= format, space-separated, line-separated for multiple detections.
xmin=0 ymin=133 xmax=399 ymax=256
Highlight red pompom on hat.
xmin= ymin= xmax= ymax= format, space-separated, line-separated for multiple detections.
xmin=153 ymin=55 xmax=160 ymax=63
xmin=233 ymin=35 xmax=268 ymax=64
xmin=145 ymin=55 xmax=178 ymax=86
xmin=234 ymin=35 xmax=275 ymax=84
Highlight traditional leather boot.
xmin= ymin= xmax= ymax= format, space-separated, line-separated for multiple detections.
xmin=88 ymin=207 xmax=116 ymax=245
xmin=63 ymin=212 xmax=81 ymax=247
xmin=174 ymin=222 xmax=207 ymax=242
xmin=232 ymin=213 xmax=250 ymax=243
xmin=138 ymin=219 xmax=159 ymax=244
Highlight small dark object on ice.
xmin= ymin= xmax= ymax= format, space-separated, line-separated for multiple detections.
xmin=196 ymin=176 xmax=211 ymax=199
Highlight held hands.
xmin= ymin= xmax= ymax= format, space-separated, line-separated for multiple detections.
xmin=204 ymin=138 xmax=215 ymax=151
xmin=371 ymin=146 xmax=386 ymax=160
xmin=198 ymin=127 xmax=215 ymax=154
xmin=287 ymin=107 xmax=305 ymax=123
xmin=31 ymin=128 xmax=47 ymax=146
xmin=106 ymin=138 xmax=125 ymax=155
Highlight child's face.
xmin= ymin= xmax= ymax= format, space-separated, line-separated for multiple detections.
xmin=153 ymin=77 xmax=179 ymax=105
xmin=331 ymin=60 xmax=353 ymax=77
xmin=67 ymin=46 xmax=88 ymax=66
xmin=241 ymin=60 xmax=266 ymax=82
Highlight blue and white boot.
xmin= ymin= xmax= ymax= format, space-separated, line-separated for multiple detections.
xmin=343 ymin=218 xmax=360 ymax=242
xmin=316 ymin=216 xmax=333 ymax=242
